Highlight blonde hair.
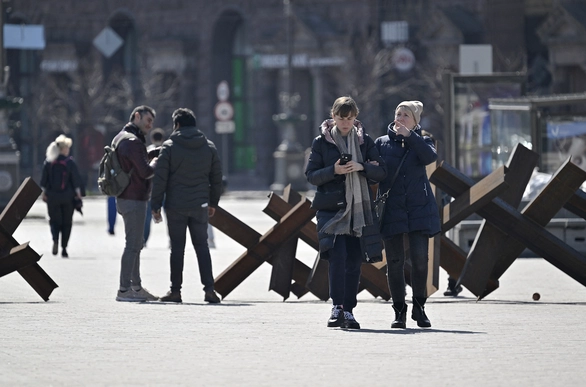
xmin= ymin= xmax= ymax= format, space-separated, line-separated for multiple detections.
xmin=46 ymin=134 xmax=72 ymax=162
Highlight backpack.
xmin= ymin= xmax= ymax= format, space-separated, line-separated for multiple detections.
xmin=97 ymin=132 xmax=136 ymax=196
xmin=49 ymin=157 xmax=71 ymax=192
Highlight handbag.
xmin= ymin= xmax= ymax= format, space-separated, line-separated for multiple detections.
xmin=361 ymin=150 xmax=410 ymax=263
xmin=73 ymin=196 xmax=83 ymax=215
xmin=373 ymin=149 xmax=410 ymax=226
xmin=361 ymin=208 xmax=384 ymax=263
xmin=310 ymin=190 xmax=346 ymax=211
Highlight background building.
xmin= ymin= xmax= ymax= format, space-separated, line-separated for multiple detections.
xmin=2 ymin=0 xmax=586 ymax=192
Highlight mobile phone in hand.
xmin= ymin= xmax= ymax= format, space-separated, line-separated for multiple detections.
xmin=340 ymin=153 xmax=352 ymax=165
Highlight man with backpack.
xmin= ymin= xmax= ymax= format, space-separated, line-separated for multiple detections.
xmin=113 ymin=105 xmax=159 ymax=302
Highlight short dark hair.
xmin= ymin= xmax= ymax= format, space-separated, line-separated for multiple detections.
xmin=331 ymin=96 xmax=359 ymax=118
xmin=150 ymin=128 xmax=165 ymax=142
xmin=129 ymin=105 xmax=156 ymax=122
xmin=172 ymin=108 xmax=196 ymax=128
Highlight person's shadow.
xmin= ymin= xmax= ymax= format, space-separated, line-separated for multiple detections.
xmin=341 ymin=327 xmax=483 ymax=334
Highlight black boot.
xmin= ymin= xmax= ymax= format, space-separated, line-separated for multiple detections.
xmin=443 ymin=278 xmax=462 ymax=297
xmin=391 ymin=303 xmax=407 ymax=329
xmin=411 ymin=297 xmax=431 ymax=328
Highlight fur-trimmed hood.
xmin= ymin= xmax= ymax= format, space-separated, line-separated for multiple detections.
xmin=320 ymin=119 xmax=365 ymax=145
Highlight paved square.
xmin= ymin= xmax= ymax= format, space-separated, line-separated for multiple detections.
xmin=1 ymin=195 xmax=585 ymax=386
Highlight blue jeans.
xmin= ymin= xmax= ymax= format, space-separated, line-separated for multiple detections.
xmin=328 ymin=234 xmax=362 ymax=313
xmin=384 ymin=231 xmax=429 ymax=304
xmin=107 ymin=196 xmax=116 ymax=234
xmin=117 ymin=198 xmax=147 ymax=289
xmin=166 ymin=207 xmax=214 ymax=292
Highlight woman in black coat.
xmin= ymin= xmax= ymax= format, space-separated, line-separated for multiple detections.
xmin=375 ymin=101 xmax=440 ymax=329
xmin=306 ymin=96 xmax=386 ymax=329
xmin=40 ymin=134 xmax=83 ymax=258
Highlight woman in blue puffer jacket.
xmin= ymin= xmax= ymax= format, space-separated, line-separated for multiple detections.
xmin=306 ymin=96 xmax=386 ymax=330
xmin=375 ymin=100 xmax=440 ymax=329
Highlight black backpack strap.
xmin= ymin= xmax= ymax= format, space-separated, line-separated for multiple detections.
xmin=377 ymin=149 xmax=409 ymax=202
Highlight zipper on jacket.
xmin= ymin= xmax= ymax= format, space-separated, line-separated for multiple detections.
xmin=423 ymin=183 xmax=428 ymax=196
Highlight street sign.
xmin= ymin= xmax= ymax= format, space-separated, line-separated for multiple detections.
xmin=217 ymin=81 xmax=230 ymax=101
xmin=4 ymin=24 xmax=45 ymax=50
xmin=392 ymin=47 xmax=415 ymax=72
xmin=214 ymin=101 xmax=234 ymax=121
xmin=215 ymin=121 xmax=235 ymax=134
xmin=93 ymin=27 xmax=123 ymax=58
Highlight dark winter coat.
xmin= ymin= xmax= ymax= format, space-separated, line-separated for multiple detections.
xmin=40 ymin=154 xmax=82 ymax=203
xmin=375 ymin=124 xmax=441 ymax=238
xmin=116 ymin=123 xmax=155 ymax=201
xmin=151 ymin=126 xmax=223 ymax=212
xmin=305 ymin=120 xmax=387 ymax=258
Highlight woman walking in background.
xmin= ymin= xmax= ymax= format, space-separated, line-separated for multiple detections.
xmin=375 ymin=101 xmax=441 ymax=328
xmin=41 ymin=134 xmax=83 ymax=258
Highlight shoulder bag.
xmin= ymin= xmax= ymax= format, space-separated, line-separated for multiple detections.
xmin=373 ymin=149 xmax=410 ymax=226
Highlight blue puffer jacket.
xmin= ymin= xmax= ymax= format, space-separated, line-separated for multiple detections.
xmin=305 ymin=119 xmax=387 ymax=258
xmin=375 ymin=123 xmax=441 ymax=238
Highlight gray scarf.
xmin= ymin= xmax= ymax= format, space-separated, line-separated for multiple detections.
xmin=321 ymin=126 xmax=373 ymax=237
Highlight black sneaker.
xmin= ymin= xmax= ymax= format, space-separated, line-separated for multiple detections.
xmin=327 ymin=305 xmax=344 ymax=327
xmin=61 ymin=248 xmax=69 ymax=258
xmin=52 ymin=242 xmax=58 ymax=255
xmin=159 ymin=290 xmax=182 ymax=303
xmin=443 ymin=278 xmax=463 ymax=297
xmin=342 ymin=311 xmax=361 ymax=329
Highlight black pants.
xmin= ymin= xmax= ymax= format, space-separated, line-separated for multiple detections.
xmin=384 ymin=231 xmax=429 ymax=304
xmin=166 ymin=207 xmax=214 ymax=292
xmin=328 ymin=234 xmax=362 ymax=313
xmin=47 ymin=199 xmax=74 ymax=248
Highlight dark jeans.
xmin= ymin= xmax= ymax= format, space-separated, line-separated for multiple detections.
xmin=47 ymin=199 xmax=74 ymax=248
xmin=144 ymin=200 xmax=152 ymax=245
xmin=384 ymin=231 xmax=429 ymax=304
xmin=328 ymin=234 xmax=362 ymax=313
xmin=166 ymin=207 xmax=214 ymax=292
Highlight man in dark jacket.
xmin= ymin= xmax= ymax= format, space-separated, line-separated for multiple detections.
xmin=115 ymin=105 xmax=159 ymax=302
xmin=151 ymin=108 xmax=223 ymax=303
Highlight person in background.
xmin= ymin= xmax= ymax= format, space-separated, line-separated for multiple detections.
xmin=151 ymin=108 xmax=223 ymax=304
xmin=40 ymin=134 xmax=83 ymax=258
xmin=305 ymin=96 xmax=386 ymax=329
xmin=114 ymin=105 xmax=159 ymax=302
xmin=375 ymin=100 xmax=441 ymax=328
xmin=107 ymin=196 xmax=117 ymax=235
xmin=444 ymin=276 xmax=463 ymax=296
xmin=143 ymin=128 xmax=166 ymax=247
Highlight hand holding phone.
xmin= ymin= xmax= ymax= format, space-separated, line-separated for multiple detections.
xmin=340 ymin=153 xmax=352 ymax=165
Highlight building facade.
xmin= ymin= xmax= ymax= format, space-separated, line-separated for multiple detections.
xmin=3 ymin=0 xmax=586 ymax=191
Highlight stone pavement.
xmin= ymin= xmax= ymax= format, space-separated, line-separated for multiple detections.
xmin=1 ymin=193 xmax=586 ymax=387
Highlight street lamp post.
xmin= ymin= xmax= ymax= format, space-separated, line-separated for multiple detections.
xmin=270 ymin=0 xmax=307 ymax=193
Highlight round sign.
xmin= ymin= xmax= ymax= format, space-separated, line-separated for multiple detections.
xmin=392 ymin=47 xmax=415 ymax=72
xmin=217 ymin=81 xmax=230 ymax=101
xmin=214 ymin=101 xmax=234 ymax=121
